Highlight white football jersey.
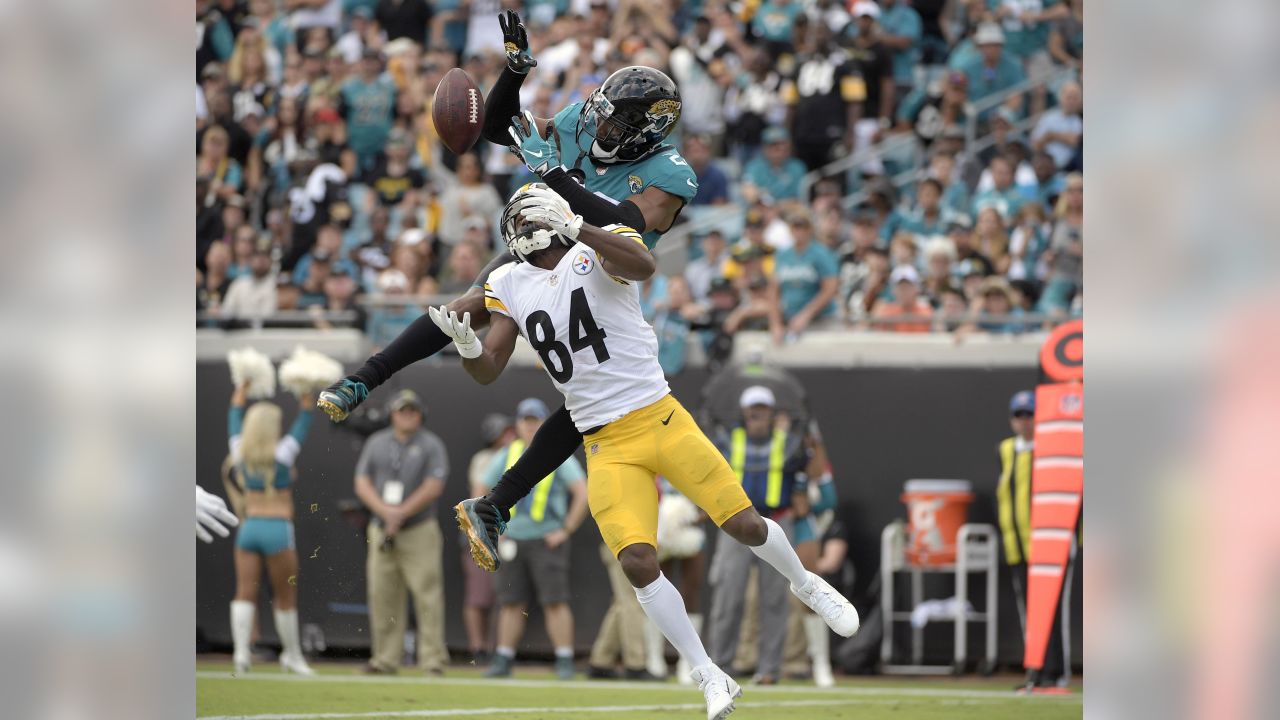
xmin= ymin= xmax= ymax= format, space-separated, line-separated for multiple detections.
xmin=484 ymin=228 xmax=670 ymax=432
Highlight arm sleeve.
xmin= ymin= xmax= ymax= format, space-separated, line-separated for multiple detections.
xmin=540 ymin=167 xmax=648 ymax=230
xmin=481 ymin=67 xmax=530 ymax=145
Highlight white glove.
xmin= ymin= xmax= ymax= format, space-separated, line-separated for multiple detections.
xmin=197 ymin=486 xmax=238 ymax=543
xmin=516 ymin=186 xmax=582 ymax=241
xmin=428 ymin=306 xmax=483 ymax=359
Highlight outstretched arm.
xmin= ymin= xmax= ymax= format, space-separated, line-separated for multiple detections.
xmin=429 ymin=306 xmax=518 ymax=385
xmin=481 ymin=10 xmax=548 ymax=145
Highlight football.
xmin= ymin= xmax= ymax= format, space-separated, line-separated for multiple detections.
xmin=432 ymin=68 xmax=485 ymax=155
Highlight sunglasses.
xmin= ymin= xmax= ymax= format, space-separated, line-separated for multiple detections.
xmin=1012 ymin=411 xmax=1034 ymax=418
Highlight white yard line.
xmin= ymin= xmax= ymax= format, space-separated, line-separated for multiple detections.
xmin=199 ymin=697 xmax=1047 ymax=720
xmin=195 ymin=670 xmax=1080 ymax=702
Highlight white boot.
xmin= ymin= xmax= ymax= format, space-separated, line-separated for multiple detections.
xmin=676 ymin=614 xmax=702 ymax=685
xmin=690 ymin=664 xmax=742 ymax=720
xmin=644 ymin=618 xmax=669 ymax=678
xmin=230 ymin=600 xmax=254 ymax=675
xmin=274 ymin=608 xmax=316 ymax=676
xmin=791 ymin=572 xmax=859 ymax=637
xmin=804 ymin=614 xmax=834 ymax=688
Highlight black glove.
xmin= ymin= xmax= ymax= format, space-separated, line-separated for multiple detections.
xmin=499 ymin=9 xmax=537 ymax=74
xmin=475 ymin=495 xmax=509 ymax=546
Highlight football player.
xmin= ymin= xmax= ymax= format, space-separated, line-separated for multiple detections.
xmin=439 ymin=185 xmax=858 ymax=720
xmin=319 ymin=10 xmax=698 ymax=544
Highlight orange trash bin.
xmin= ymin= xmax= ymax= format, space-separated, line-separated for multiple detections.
xmin=902 ymin=479 xmax=975 ymax=566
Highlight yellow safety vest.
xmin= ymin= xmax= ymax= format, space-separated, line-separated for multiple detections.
xmin=996 ymin=437 xmax=1033 ymax=564
xmin=504 ymin=439 xmax=556 ymax=523
xmin=729 ymin=428 xmax=788 ymax=508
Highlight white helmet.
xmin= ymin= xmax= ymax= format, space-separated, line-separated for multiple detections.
xmin=501 ymin=182 xmax=573 ymax=262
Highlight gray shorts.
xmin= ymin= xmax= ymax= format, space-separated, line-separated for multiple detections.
xmin=495 ymin=537 xmax=571 ymax=606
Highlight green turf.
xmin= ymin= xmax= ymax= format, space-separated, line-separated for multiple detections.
xmin=196 ymin=661 xmax=1081 ymax=719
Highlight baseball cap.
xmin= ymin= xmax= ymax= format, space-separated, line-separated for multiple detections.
xmin=388 ymin=389 xmax=423 ymax=413
xmin=740 ymin=385 xmax=776 ymax=409
xmin=516 ymin=398 xmax=550 ymax=420
xmin=890 ymin=265 xmax=921 ymax=286
xmin=948 ymin=214 xmax=974 ymax=232
xmin=1009 ymin=391 xmax=1035 ymax=415
xmin=480 ymin=413 xmax=513 ymax=445
xmin=709 ymin=277 xmax=736 ymax=295
xmin=853 ymin=1 xmax=881 ymax=19
xmin=974 ymin=23 xmax=1006 ymax=46
xmin=762 ymin=126 xmax=789 ymax=144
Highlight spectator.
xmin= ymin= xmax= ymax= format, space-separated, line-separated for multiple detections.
xmin=364 ymin=129 xmax=426 ymax=209
xmin=309 ymin=267 xmax=364 ymax=330
xmin=376 ymin=0 xmax=432 ymax=46
xmin=293 ymin=224 xmax=358 ymax=285
xmin=991 ymin=0 xmax=1065 ymax=114
xmin=221 ymin=242 xmax=278 ymax=321
xmin=899 ymin=176 xmax=955 ymax=238
xmin=921 ymin=237 xmax=958 ymax=303
xmin=202 ymin=241 xmax=235 ymax=311
xmin=340 ymin=48 xmax=397 ymax=172
xmin=1047 ymin=0 xmax=1084 ymax=75
xmin=723 ymin=48 xmax=788 ymax=163
xmin=684 ymin=135 xmax=730 ymax=207
xmin=353 ymin=207 xmax=394 ymax=289
xmin=934 ymin=283 xmax=970 ymax=332
xmin=354 ymin=390 xmax=449 ymax=675
xmin=480 ymin=398 xmax=589 ymax=680
xmin=949 ymin=215 xmax=996 ymax=278
xmin=845 ymin=3 xmax=896 ymax=130
xmin=866 ymin=0 xmax=922 ymax=101
xmin=776 ymin=213 xmax=839 ymax=336
xmin=276 ymin=280 xmax=301 ymax=312
xmin=437 ymin=153 xmax=503 ymax=249
xmin=888 ymin=231 xmax=920 ymax=273
xmin=390 ymin=240 xmax=438 ymax=296
xmin=953 ymin=24 xmax=1025 ymax=113
xmin=970 ymin=276 xmax=1025 ymax=334
xmin=783 ymin=23 xmax=862 ymax=173
xmin=198 ymin=125 xmax=244 ymax=202
xmin=837 ymin=206 xmax=886 ymax=316
xmin=1039 ymin=172 xmax=1083 ymax=314
xmin=752 ymin=0 xmax=805 ymax=59
xmin=440 ymin=238 xmax=486 ymax=295
xmin=668 ymin=20 xmax=729 ymax=141
xmin=1032 ymin=80 xmax=1083 ymax=169
xmin=709 ymin=386 xmax=810 ymax=686
xmin=462 ymin=413 xmax=514 ymax=666
xmin=972 ymin=155 xmax=1026 ymax=220
xmin=203 ymin=87 xmax=254 ymax=165
xmin=813 ymin=207 xmax=848 ymax=253
xmin=698 ymin=278 xmax=744 ymax=370
xmin=198 ymin=1 xmax=236 ymax=77
xmin=687 ymin=230 xmax=729 ymax=302
xmin=638 ymin=273 xmax=670 ymax=323
xmin=298 ymin=252 xmax=333 ymax=308
xmin=1008 ymin=202 xmax=1051 ymax=281
xmin=742 ymin=127 xmax=809 ymax=203
xmin=723 ymin=247 xmax=785 ymax=345
xmin=1023 ymin=150 xmax=1064 ymax=210
xmin=897 ymin=70 xmax=972 ymax=152
xmin=653 ymin=276 xmax=702 ymax=376
xmin=872 ymin=265 xmax=933 ymax=332
xmin=974 ymin=206 xmax=1012 ymax=274
xmin=228 ymin=226 xmax=258 ymax=280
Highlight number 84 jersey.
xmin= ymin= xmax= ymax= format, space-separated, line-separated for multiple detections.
xmin=483 ymin=229 xmax=670 ymax=433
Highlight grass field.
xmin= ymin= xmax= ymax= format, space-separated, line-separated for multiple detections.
xmin=196 ymin=659 xmax=1082 ymax=719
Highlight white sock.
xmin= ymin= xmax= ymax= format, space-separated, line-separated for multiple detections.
xmin=634 ymin=573 xmax=711 ymax=670
xmin=688 ymin=613 xmax=704 ymax=636
xmin=554 ymin=647 xmax=573 ymax=659
xmin=496 ymin=646 xmax=515 ymax=659
xmin=230 ymin=601 xmax=255 ymax=662
xmin=273 ymin=608 xmax=303 ymax=660
xmin=749 ymin=518 xmax=810 ymax=588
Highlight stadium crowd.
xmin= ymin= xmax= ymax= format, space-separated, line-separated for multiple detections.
xmin=197 ymin=0 xmax=1084 ymax=363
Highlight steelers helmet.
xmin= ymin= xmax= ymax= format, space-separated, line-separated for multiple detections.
xmin=577 ymin=66 xmax=682 ymax=164
xmin=500 ymin=182 xmax=573 ymax=262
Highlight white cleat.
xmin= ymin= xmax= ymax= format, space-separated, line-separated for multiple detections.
xmin=812 ymin=658 xmax=835 ymax=688
xmin=280 ymin=653 xmax=317 ymax=676
xmin=792 ymin=572 xmax=860 ymax=637
xmin=690 ymin=664 xmax=742 ymax=720
xmin=232 ymin=656 xmax=251 ymax=676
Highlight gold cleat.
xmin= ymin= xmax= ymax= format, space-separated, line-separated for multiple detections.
xmin=455 ymin=500 xmax=500 ymax=572
xmin=317 ymin=398 xmax=348 ymax=422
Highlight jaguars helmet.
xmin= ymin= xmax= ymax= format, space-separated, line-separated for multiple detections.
xmin=501 ymin=182 xmax=574 ymax=262
xmin=577 ymin=66 xmax=682 ymax=164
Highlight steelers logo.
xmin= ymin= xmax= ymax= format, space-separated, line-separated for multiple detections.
xmin=572 ymin=252 xmax=594 ymax=275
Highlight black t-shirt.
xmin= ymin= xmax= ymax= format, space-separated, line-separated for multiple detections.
xmin=789 ymin=51 xmax=864 ymax=142
xmin=912 ymin=0 xmax=948 ymax=38
xmin=844 ymin=41 xmax=893 ymax=120
xmin=315 ymin=139 xmax=349 ymax=169
xmin=376 ymin=0 xmax=433 ymax=46
xmin=910 ymin=92 xmax=972 ymax=148
xmin=363 ymin=160 xmax=426 ymax=205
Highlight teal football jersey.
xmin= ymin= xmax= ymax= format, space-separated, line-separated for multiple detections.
xmin=550 ymin=101 xmax=698 ymax=250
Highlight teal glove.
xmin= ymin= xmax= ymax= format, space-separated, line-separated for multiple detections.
xmin=508 ymin=110 xmax=560 ymax=176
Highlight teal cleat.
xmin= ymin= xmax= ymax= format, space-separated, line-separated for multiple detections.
xmin=317 ymin=378 xmax=368 ymax=422
xmin=484 ymin=653 xmax=514 ymax=678
xmin=555 ymin=656 xmax=575 ymax=680
xmin=455 ymin=497 xmax=506 ymax=572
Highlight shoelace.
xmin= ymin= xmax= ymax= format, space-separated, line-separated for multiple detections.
xmin=805 ymin=582 xmax=844 ymax=621
xmin=696 ymin=671 xmax=728 ymax=696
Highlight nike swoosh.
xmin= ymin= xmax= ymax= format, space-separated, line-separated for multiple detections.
xmin=661 ymin=410 xmax=675 ymax=426
xmin=527 ymin=149 xmax=543 ymax=157
xmin=686 ymin=179 xmax=696 ymax=188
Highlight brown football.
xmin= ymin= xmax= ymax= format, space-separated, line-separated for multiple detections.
xmin=432 ymin=68 xmax=485 ymax=155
